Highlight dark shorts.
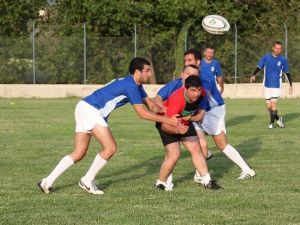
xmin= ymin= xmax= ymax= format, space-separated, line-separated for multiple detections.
xmin=155 ymin=122 xmax=197 ymax=146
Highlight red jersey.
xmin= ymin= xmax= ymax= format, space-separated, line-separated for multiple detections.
xmin=163 ymin=87 xmax=202 ymax=125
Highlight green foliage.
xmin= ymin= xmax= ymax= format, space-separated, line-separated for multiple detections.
xmin=1 ymin=0 xmax=300 ymax=83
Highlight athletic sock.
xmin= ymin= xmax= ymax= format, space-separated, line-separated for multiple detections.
xmin=222 ymin=144 xmax=251 ymax=172
xmin=201 ymin=173 xmax=211 ymax=185
xmin=82 ymin=154 xmax=107 ymax=183
xmin=274 ymin=110 xmax=279 ymax=120
xmin=46 ymin=155 xmax=74 ymax=187
xmin=156 ymin=179 xmax=167 ymax=186
xmin=195 ymin=170 xmax=201 ymax=177
xmin=166 ymin=173 xmax=173 ymax=185
xmin=270 ymin=110 xmax=277 ymax=124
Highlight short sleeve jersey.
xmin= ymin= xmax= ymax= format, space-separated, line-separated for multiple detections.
xmin=83 ymin=75 xmax=147 ymax=120
xmin=157 ymin=78 xmax=183 ymax=101
xmin=200 ymin=59 xmax=223 ymax=80
xmin=257 ymin=53 xmax=289 ymax=88
xmin=164 ymin=87 xmax=206 ymax=125
xmin=199 ymin=68 xmax=224 ymax=111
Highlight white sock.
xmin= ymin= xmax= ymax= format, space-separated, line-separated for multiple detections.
xmin=195 ymin=170 xmax=201 ymax=177
xmin=82 ymin=154 xmax=107 ymax=183
xmin=156 ymin=179 xmax=166 ymax=186
xmin=223 ymin=144 xmax=251 ymax=172
xmin=201 ymin=173 xmax=211 ymax=185
xmin=46 ymin=155 xmax=74 ymax=187
xmin=166 ymin=173 xmax=173 ymax=185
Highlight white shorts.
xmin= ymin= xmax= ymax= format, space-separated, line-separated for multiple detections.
xmin=193 ymin=105 xmax=226 ymax=136
xmin=75 ymin=100 xmax=108 ymax=133
xmin=264 ymin=87 xmax=281 ymax=102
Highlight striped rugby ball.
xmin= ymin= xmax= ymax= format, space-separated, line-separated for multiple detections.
xmin=202 ymin=15 xmax=230 ymax=35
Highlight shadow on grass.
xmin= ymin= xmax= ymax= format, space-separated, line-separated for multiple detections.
xmin=54 ymin=137 xmax=262 ymax=192
xmin=226 ymin=115 xmax=256 ymax=128
xmin=174 ymin=137 xmax=262 ymax=185
xmin=283 ymin=113 xmax=300 ymax=123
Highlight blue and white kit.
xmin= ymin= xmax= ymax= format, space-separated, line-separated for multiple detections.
xmin=76 ymin=75 xmax=147 ymax=132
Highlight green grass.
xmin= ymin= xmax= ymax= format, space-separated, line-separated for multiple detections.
xmin=0 ymin=98 xmax=300 ymax=225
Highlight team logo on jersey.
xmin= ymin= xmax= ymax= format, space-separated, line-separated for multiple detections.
xmin=277 ymin=61 xmax=281 ymax=66
xmin=211 ymin=66 xmax=215 ymax=72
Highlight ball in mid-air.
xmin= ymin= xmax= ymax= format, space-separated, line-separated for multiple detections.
xmin=202 ymin=15 xmax=230 ymax=35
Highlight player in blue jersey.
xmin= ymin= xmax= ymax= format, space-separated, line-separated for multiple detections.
xmin=37 ymin=57 xmax=180 ymax=195
xmin=250 ymin=41 xmax=293 ymax=129
xmin=157 ymin=49 xmax=255 ymax=185
xmin=201 ymin=45 xmax=224 ymax=94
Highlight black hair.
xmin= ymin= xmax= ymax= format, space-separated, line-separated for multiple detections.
xmin=184 ymin=48 xmax=202 ymax=61
xmin=185 ymin=75 xmax=202 ymax=89
xmin=205 ymin=44 xmax=215 ymax=50
xmin=273 ymin=41 xmax=283 ymax=46
xmin=129 ymin=57 xmax=150 ymax=74
xmin=183 ymin=64 xmax=199 ymax=71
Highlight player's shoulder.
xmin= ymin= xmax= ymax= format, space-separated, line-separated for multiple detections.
xmin=170 ymin=86 xmax=184 ymax=98
xmin=279 ymin=54 xmax=288 ymax=61
xmin=212 ymin=59 xmax=221 ymax=65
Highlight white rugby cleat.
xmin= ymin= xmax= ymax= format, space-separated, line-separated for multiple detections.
xmin=79 ymin=178 xmax=104 ymax=195
xmin=37 ymin=178 xmax=53 ymax=194
xmin=276 ymin=117 xmax=285 ymax=128
xmin=238 ymin=169 xmax=256 ymax=179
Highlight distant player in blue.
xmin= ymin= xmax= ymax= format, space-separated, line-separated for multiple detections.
xmin=37 ymin=57 xmax=180 ymax=195
xmin=201 ymin=45 xmax=224 ymax=94
xmin=250 ymin=41 xmax=293 ymax=129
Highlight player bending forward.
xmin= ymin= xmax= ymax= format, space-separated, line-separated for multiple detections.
xmin=155 ymin=73 xmax=221 ymax=191
xmin=37 ymin=57 xmax=180 ymax=195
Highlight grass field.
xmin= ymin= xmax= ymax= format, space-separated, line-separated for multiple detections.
xmin=0 ymin=98 xmax=300 ymax=225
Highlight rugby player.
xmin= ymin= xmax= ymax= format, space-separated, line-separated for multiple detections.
xmin=250 ymin=41 xmax=293 ymax=129
xmin=37 ymin=57 xmax=180 ymax=195
xmin=155 ymin=74 xmax=221 ymax=190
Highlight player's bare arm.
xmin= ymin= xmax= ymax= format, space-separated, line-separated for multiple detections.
xmin=216 ymin=76 xmax=224 ymax=94
xmin=143 ymin=97 xmax=165 ymax=113
xmin=189 ymin=109 xmax=205 ymax=123
xmin=161 ymin=121 xmax=189 ymax=135
xmin=133 ymin=104 xmax=180 ymax=126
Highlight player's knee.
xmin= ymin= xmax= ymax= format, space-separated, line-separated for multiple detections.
xmin=71 ymin=151 xmax=87 ymax=162
xmin=169 ymin=152 xmax=181 ymax=162
xmin=106 ymin=144 xmax=117 ymax=156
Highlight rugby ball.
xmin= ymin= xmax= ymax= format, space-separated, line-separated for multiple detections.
xmin=202 ymin=15 xmax=230 ymax=35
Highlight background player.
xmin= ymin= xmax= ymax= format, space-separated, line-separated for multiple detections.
xmin=155 ymin=75 xmax=221 ymax=191
xmin=250 ymin=41 xmax=293 ymax=129
xmin=202 ymin=45 xmax=224 ymax=94
xmin=37 ymin=57 xmax=180 ymax=195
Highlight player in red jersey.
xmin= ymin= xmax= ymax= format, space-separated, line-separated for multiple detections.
xmin=155 ymin=74 xmax=221 ymax=191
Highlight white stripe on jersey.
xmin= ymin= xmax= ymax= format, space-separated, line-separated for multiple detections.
xmin=99 ymin=95 xmax=127 ymax=118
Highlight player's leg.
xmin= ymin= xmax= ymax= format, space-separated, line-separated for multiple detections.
xmin=155 ymin=142 xmax=181 ymax=191
xmin=193 ymin=122 xmax=213 ymax=159
xmin=79 ymin=124 xmax=117 ymax=194
xmin=270 ymin=98 xmax=285 ymax=128
xmin=265 ymin=88 xmax=283 ymax=128
xmin=213 ymin=131 xmax=255 ymax=179
xmin=38 ymin=132 xmax=91 ymax=194
xmin=181 ymin=136 xmax=221 ymax=189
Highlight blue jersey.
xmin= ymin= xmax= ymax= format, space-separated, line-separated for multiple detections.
xmin=83 ymin=75 xmax=147 ymax=120
xmin=201 ymin=76 xmax=224 ymax=111
xmin=257 ymin=53 xmax=289 ymax=88
xmin=157 ymin=78 xmax=209 ymax=111
xmin=200 ymin=59 xmax=223 ymax=81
